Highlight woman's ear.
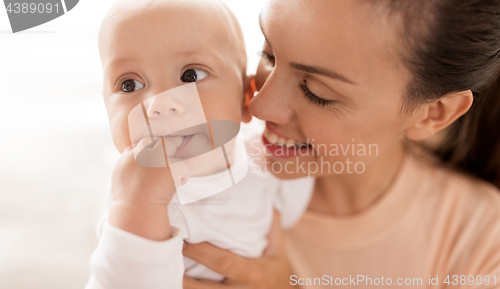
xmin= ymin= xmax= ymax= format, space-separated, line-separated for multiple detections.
xmin=241 ymin=75 xmax=255 ymax=123
xmin=405 ymin=90 xmax=474 ymax=141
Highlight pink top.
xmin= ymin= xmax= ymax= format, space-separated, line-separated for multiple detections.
xmin=285 ymin=151 xmax=500 ymax=288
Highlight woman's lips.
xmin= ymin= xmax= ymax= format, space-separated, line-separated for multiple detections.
xmin=265 ymin=124 xmax=309 ymax=146
xmin=262 ymin=127 xmax=312 ymax=158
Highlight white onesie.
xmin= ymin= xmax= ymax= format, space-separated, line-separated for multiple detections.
xmin=85 ymin=120 xmax=314 ymax=289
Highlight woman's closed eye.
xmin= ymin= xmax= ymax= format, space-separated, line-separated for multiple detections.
xmin=300 ymin=80 xmax=336 ymax=109
xmin=181 ymin=69 xmax=208 ymax=83
xmin=121 ymin=79 xmax=145 ymax=93
xmin=260 ymin=51 xmax=276 ymax=66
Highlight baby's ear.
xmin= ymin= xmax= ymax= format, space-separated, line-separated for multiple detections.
xmin=241 ymin=74 xmax=255 ymax=123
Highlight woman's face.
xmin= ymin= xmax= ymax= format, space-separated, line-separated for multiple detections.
xmin=251 ymin=0 xmax=416 ymax=179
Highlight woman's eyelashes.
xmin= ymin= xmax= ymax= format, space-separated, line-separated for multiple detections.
xmin=258 ymin=51 xmax=335 ymax=109
xmin=181 ymin=69 xmax=208 ymax=83
xmin=299 ymin=80 xmax=336 ymax=109
xmin=260 ymin=51 xmax=275 ymax=66
xmin=121 ymin=79 xmax=145 ymax=93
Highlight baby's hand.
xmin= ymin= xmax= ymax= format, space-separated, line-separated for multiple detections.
xmin=111 ymin=146 xmax=177 ymax=207
xmin=133 ymin=136 xmax=191 ymax=185
xmin=108 ymin=145 xmax=178 ymax=240
xmin=161 ymin=135 xmax=183 ymax=157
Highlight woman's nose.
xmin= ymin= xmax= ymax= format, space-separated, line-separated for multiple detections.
xmin=145 ymin=91 xmax=186 ymax=119
xmin=249 ymin=70 xmax=295 ymax=124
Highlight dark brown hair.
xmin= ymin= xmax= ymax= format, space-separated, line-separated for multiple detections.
xmin=373 ymin=0 xmax=500 ymax=188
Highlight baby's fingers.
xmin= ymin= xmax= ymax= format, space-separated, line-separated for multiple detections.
xmin=162 ymin=136 xmax=184 ymax=157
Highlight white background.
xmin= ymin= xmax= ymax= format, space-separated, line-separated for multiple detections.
xmin=0 ymin=0 xmax=267 ymax=288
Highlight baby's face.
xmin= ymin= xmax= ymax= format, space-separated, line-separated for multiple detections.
xmin=99 ymin=0 xmax=246 ymax=156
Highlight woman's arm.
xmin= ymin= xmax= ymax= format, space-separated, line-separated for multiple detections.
xmin=182 ymin=211 xmax=294 ymax=289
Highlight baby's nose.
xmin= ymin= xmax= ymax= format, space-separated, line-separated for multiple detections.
xmin=146 ymin=93 xmax=185 ymax=118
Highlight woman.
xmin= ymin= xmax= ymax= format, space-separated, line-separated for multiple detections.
xmin=183 ymin=0 xmax=500 ymax=288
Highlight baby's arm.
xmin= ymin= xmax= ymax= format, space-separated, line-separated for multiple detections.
xmin=85 ymin=145 xmax=186 ymax=289
xmin=85 ymin=212 xmax=184 ymax=289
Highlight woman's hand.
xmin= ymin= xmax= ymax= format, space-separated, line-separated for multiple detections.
xmin=182 ymin=211 xmax=294 ymax=289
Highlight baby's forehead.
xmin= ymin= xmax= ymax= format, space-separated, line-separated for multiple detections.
xmin=101 ymin=0 xmax=236 ymax=40
xmin=101 ymin=1 xmax=242 ymax=58
xmin=99 ymin=0 xmax=246 ymax=80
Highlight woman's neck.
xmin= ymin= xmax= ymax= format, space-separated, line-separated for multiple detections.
xmin=308 ymin=141 xmax=407 ymax=216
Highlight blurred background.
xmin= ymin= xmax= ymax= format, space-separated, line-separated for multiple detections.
xmin=0 ymin=0 xmax=266 ymax=288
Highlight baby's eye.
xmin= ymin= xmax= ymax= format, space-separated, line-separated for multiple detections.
xmin=181 ymin=69 xmax=208 ymax=83
xmin=121 ymin=79 xmax=145 ymax=93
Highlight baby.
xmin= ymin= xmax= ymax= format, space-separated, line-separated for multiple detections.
xmin=85 ymin=0 xmax=313 ymax=288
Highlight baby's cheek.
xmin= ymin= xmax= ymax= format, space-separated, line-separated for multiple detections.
xmin=110 ymin=117 xmax=133 ymax=153
xmin=199 ymin=87 xmax=242 ymax=122
xmin=109 ymin=99 xmax=144 ymax=152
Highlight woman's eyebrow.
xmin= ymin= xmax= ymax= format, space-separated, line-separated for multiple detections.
xmin=258 ymin=13 xmax=355 ymax=85
xmin=289 ymin=63 xmax=357 ymax=85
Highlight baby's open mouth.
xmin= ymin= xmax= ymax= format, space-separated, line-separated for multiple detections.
xmin=170 ymin=134 xmax=195 ymax=156
xmin=134 ymin=126 xmax=213 ymax=165
xmin=146 ymin=134 xmax=188 ymax=156
xmin=150 ymin=133 xmax=204 ymax=160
